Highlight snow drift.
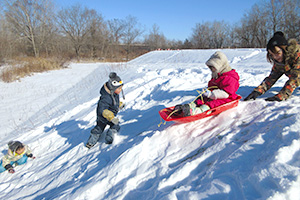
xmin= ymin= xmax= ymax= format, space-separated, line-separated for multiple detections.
xmin=1 ymin=49 xmax=300 ymax=200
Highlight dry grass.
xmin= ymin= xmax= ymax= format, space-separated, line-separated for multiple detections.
xmin=0 ymin=57 xmax=67 ymax=83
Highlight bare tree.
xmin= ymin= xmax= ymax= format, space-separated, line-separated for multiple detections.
xmin=280 ymin=0 xmax=300 ymax=39
xmin=191 ymin=21 xmax=229 ymax=49
xmin=106 ymin=18 xmax=126 ymax=60
xmin=268 ymin=0 xmax=285 ymax=33
xmin=56 ymin=4 xmax=101 ymax=59
xmin=191 ymin=22 xmax=210 ymax=48
xmin=182 ymin=39 xmax=193 ymax=49
xmin=3 ymin=0 xmax=55 ymax=57
xmin=121 ymin=15 xmax=144 ymax=60
xmin=0 ymin=15 xmax=12 ymax=60
xmin=234 ymin=3 xmax=269 ymax=48
xmin=107 ymin=18 xmax=126 ymax=44
xmin=235 ymin=0 xmax=300 ymax=47
xmin=210 ymin=21 xmax=229 ymax=48
xmin=85 ymin=13 xmax=108 ymax=59
xmin=144 ymin=24 xmax=167 ymax=50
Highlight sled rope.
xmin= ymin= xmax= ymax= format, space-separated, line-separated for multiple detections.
xmin=158 ymin=117 xmax=166 ymax=127
xmin=192 ymin=86 xmax=218 ymax=104
xmin=166 ymin=109 xmax=180 ymax=119
xmin=158 ymin=109 xmax=180 ymax=127
xmin=158 ymin=86 xmax=219 ymax=127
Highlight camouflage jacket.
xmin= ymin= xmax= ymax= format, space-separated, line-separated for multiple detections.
xmin=254 ymin=39 xmax=300 ymax=101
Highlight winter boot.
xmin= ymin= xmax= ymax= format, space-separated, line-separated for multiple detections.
xmin=105 ymin=129 xmax=117 ymax=144
xmin=174 ymin=104 xmax=184 ymax=116
xmin=181 ymin=104 xmax=191 ymax=117
xmin=85 ymin=143 xmax=95 ymax=149
xmin=174 ymin=104 xmax=191 ymax=117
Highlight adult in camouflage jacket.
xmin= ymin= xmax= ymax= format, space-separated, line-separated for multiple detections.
xmin=245 ymin=31 xmax=300 ymax=101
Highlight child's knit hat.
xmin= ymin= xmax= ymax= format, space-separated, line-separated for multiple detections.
xmin=107 ymin=72 xmax=123 ymax=92
xmin=267 ymin=31 xmax=288 ymax=51
xmin=8 ymin=141 xmax=24 ymax=152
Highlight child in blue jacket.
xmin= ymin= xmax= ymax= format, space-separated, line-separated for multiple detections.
xmin=0 ymin=141 xmax=35 ymax=174
xmin=86 ymin=72 xmax=124 ymax=148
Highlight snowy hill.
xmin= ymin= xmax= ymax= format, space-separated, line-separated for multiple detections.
xmin=1 ymin=49 xmax=300 ymax=200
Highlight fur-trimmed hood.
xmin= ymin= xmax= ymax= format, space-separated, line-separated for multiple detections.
xmin=206 ymin=51 xmax=232 ymax=79
xmin=285 ymin=39 xmax=300 ymax=65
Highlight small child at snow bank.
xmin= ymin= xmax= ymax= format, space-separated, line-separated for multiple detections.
xmin=175 ymin=51 xmax=240 ymax=116
xmin=85 ymin=72 xmax=125 ymax=148
xmin=0 ymin=141 xmax=35 ymax=174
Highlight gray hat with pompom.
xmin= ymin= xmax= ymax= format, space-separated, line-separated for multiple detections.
xmin=107 ymin=72 xmax=123 ymax=92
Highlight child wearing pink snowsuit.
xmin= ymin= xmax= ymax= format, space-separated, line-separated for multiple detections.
xmin=176 ymin=51 xmax=240 ymax=116
xmin=195 ymin=51 xmax=240 ymax=111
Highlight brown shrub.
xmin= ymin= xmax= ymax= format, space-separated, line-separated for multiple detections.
xmin=0 ymin=57 xmax=67 ymax=82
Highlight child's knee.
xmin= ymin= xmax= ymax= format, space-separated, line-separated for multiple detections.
xmin=191 ymin=104 xmax=210 ymax=115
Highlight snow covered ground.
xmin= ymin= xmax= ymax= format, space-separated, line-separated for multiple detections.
xmin=1 ymin=49 xmax=300 ymax=200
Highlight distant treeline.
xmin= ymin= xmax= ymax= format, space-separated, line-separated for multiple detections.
xmin=0 ymin=0 xmax=299 ymax=63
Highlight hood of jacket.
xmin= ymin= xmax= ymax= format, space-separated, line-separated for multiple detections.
xmin=206 ymin=51 xmax=232 ymax=79
xmin=285 ymin=39 xmax=300 ymax=65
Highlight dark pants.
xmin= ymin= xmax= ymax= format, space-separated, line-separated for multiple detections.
xmin=87 ymin=121 xmax=120 ymax=145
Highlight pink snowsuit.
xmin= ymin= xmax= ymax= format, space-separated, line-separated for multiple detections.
xmin=195 ymin=70 xmax=240 ymax=108
xmin=195 ymin=51 xmax=240 ymax=109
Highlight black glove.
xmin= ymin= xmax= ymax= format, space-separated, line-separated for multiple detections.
xmin=5 ymin=164 xmax=13 ymax=170
xmin=27 ymin=153 xmax=36 ymax=159
xmin=5 ymin=164 xmax=15 ymax=173
xmin=244 ymin=91 xmax=261 ymax=101
xmin=265 ymin=96 xmax=281 ymax=101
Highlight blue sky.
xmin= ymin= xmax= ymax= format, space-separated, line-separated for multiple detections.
xmin=53 ymin=0 xmax=261 ymax=41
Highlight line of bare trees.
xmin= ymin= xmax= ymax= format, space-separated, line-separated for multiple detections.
xmin=190 ymin=0 xmax=300 ymax=49
xmin=0 ymin=0 xmax=299 ymax=63
xmin=0 ymin=0 xmax=146 ymax=62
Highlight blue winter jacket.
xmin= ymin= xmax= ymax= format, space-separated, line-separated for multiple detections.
xmin=96 ymin=83 xmax=120 ymax=124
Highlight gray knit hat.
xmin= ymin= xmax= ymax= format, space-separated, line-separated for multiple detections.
xmin=8 ymin=141 xmax=24 ymax=152
xmin=107 ymin=72 xmax=123 ymax=92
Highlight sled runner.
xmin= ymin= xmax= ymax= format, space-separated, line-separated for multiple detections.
xmin=159 ymin=95 xmax=241 ymax=124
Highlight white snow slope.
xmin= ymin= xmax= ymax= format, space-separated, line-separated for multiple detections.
xmin=1 ymin=49 xmax=300 ymax=200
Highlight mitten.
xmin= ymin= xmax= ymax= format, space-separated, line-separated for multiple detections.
xmin=244 ymin=91 xmax=261 ymax=101
xmin=8 ymin=168 xmax=15 ymax=173
xmin=119 ymin=101 xmax=125 ymax=109
xmin=103 ymin=109 xmax=115 ymax=121
xmin=103 ymin=109 xmax=119 ymax=124
xmin=27 ymin=153 xmax=36 ymax=159
xmin=203 ymin=90 xmax=212 ymax=98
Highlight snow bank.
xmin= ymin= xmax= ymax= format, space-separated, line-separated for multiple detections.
xmin=1 ymin=49 xmax=300 ymax=200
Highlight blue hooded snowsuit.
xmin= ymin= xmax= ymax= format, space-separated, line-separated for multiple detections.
xmin=87 ymin=83 xmax=120 ymax=145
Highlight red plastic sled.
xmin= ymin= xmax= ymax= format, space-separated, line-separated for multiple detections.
xmin=159 ymin=96 xmax=242 ymax=124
